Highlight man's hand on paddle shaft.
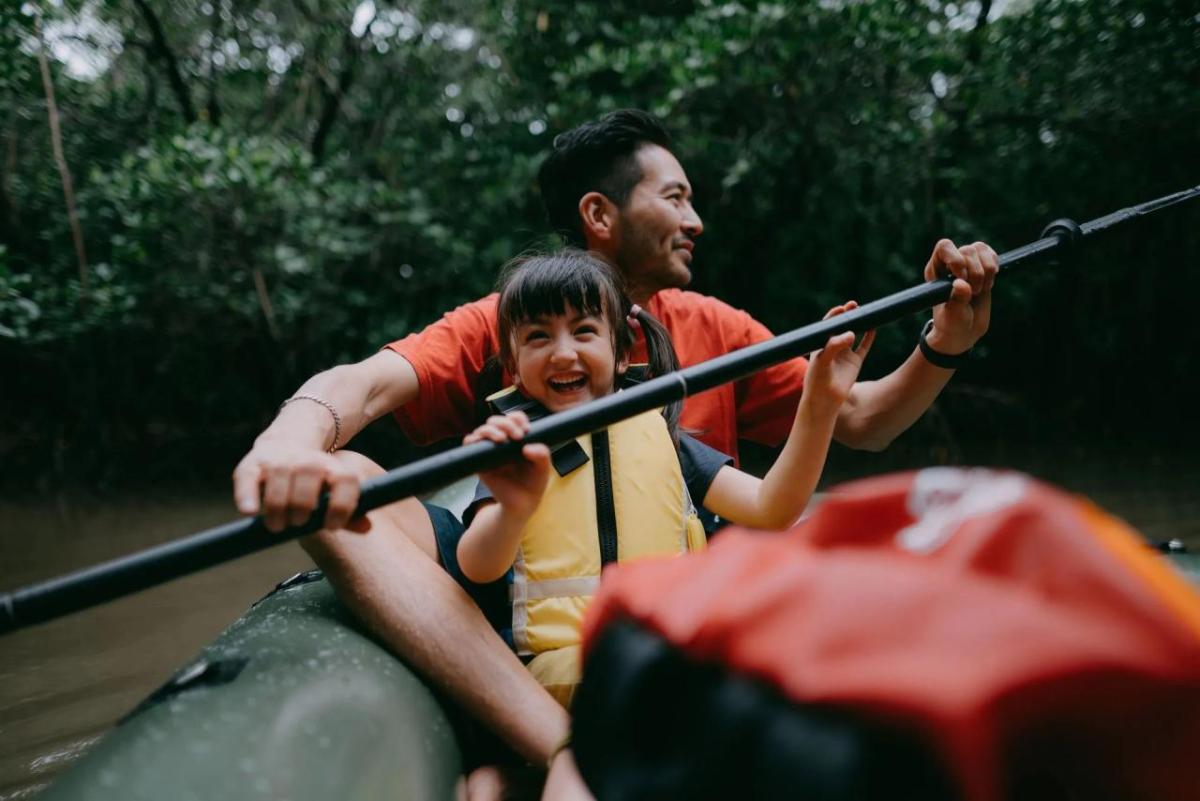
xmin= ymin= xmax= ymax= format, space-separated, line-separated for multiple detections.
xmin=924 ymin=239 xmax=998 ymax=355
xmin=231 ymin=351 xmax=421 ymax=534
xmin=233 ymin=439 xmax=363 ymax=534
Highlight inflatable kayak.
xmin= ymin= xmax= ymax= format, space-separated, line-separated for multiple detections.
xmin=32 ymin=488 xmax=1200 ymax=801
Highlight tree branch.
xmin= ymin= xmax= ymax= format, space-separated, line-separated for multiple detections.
xmin=251 ymin=267 xmax=282 ymax=341
xmin=129 ymin=0 xmax=196 ymax=124
xmin=310 ymin=7 xmax=377 ymax=163
xmin=964 ymin=0 xmax=993 ymax=69
xmin=205 ymin=0 xmax=222 ymax=125
xmin=1 ymin=108 xmax=19 ymax=233
xmin=289 ymin=0 xmax=323 ymax=26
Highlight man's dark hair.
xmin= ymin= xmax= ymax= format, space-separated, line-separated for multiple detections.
xmin=536 ymin=109 xmax=674 ymax=246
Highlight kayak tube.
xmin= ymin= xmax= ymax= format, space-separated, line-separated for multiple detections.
xmin=36 ymin=569 xmax=463 ymax=801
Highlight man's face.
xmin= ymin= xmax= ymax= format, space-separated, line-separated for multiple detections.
xmin=607 ymin=145 xmax=704 ymax=300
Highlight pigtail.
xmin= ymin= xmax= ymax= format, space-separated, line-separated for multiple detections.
xmin=629 ymin=305 xmax=683 ymax=444
xmin=474 ymin=355 xmax=506 ymax=424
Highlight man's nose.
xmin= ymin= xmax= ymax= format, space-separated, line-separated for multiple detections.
xmin=682 ymin=204 xmax=703 ymax=238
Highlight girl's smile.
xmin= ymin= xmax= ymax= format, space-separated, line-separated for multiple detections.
xmin=512 ymin=306 xmax=628 ymax=412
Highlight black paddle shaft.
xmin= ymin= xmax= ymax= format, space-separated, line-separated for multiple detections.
xmin=3 ymin=185 xmax=1198 ymax=635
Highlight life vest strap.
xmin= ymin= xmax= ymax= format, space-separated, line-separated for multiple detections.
xmin=592 ymin=430 xmax=618 ymax=565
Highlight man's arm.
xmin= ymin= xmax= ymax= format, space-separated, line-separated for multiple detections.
xmin=833 ymin=239 xmax=998 ymax=451
xmin=232 ymin=350 xmax=418 ymax=532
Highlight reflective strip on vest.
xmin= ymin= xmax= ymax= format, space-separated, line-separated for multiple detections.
xmin=511 ymin=576 xmax=602 ymax=603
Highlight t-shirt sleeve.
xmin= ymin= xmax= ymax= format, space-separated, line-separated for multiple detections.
xmin=462 ymin=480 xmax=494 ymax=527
xmin=384 ymin=294 xmax=501 ymax=445
xmin=729 ymin=312 xmax=808 ymax=447
xmin=677 ymin=433 xmax=734 ymax=508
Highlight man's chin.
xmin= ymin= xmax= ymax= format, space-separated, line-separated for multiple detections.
xmin=670 ymin=264 xmax=693 ymax=288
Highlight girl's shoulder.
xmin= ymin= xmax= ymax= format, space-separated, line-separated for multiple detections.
xmin=676 ymin=433 xmax=734 ymax=503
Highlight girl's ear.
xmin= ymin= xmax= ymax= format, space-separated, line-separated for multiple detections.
xmin=579 ymin=192 xmax=619 ymax=247
xmin=502 ymin=349 xmax=520 ymax=386
xmin=616 ymin=353 xmax=630 ymax=376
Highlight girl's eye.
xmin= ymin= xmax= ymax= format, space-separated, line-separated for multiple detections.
xmin=575 ymin=324 xmax=598 ymax=336
xmin=524 ymin=330 xmax=549 ymax=343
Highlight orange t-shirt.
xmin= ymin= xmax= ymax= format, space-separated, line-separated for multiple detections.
xmin=384 ymin=289 xmax=808 ymax=464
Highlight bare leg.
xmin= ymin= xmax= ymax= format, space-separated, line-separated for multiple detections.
xmin=300 ymin=451 xmax=570 ymax=764
xmin=542 ymin=751 xmax=594 ymax=801
xmin=464 ymin=765 xmax=512 ymax=801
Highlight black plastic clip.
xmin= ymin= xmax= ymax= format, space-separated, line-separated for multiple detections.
xmin=1041 ymin=217 xmax=1082 ymax=247
xmin=121 ymin=657 xmax=250 ymax=722
xmin=1040 ymin=218 xmax=1082 ymax=267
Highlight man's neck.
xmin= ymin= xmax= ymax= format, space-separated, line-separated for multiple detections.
xmin=627 ymin=286 xmax=655 ymax=306
xmin=589 ymin=250 xmax=656 ymax=305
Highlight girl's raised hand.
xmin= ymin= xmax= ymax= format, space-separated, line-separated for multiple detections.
xmin=805 ymin=301 xmax=876 ymax=415
xmin=464 ymin=411 xmax=552 ymax=518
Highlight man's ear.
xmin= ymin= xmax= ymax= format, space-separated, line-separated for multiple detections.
xmin=579 ymin=192 xmax=619 ymax=246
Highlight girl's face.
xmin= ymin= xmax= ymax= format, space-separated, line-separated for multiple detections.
xmin=510 ymin=304 xmax=628 ymax=412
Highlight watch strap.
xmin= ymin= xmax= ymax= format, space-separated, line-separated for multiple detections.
xmin=919 ymin=319 xmax=971 ymax=369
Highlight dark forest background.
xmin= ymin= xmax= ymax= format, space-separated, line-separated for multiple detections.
xmin=2 ymin=0 xmax=1198 ymax=488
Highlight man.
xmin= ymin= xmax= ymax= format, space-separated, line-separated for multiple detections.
xmin=232 ymin=110 xmax=997 ymax=789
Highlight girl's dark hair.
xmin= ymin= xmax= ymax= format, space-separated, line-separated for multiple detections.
xmin=493 ymin=249 xmax=682 ymax=439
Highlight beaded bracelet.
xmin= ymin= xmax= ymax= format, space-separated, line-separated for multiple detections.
xmin=278 ymin=394 xmax=342 ymax=453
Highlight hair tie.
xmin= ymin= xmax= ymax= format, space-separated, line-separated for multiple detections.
xmin=626 ymin=304 xmax=643 ymax=331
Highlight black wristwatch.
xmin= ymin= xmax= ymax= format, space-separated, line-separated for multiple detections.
xmin=918 ymin=319 xmax=971 ymax=369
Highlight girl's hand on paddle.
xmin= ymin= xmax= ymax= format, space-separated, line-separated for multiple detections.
xmin=803 ymin=301 xmax=875 ymax=417
xmin=233 ymin=441 xmax=363 ymax=534
xmin=465 ymin=412 xmax=551 ymax=519
xmin=924 ymin=239 xmax=998 ymax=356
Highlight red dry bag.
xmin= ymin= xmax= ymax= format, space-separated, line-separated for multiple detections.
xmin=573 ymin=469 xmax=1200 ymax=801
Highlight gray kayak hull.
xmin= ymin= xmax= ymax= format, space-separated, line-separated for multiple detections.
xmin=37 ymin=571 xmax=463 ymax=801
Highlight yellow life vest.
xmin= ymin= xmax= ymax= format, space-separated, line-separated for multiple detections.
xmin=486 ymin=386 xmax=708 ymax=707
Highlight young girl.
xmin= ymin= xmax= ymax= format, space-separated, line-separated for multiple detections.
xmin=452 ymin=249 xmax=873 ymax=708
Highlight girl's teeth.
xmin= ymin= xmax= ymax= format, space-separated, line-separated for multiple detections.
xmin=549 ymin=376 xmax=586 ymax=391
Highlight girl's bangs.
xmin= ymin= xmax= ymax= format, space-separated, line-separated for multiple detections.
xmin=506 ymin=260 xmax=608 ymax=323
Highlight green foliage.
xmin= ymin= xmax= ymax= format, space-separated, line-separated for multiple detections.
xmin=1 ymin=0 xmax=1197 ymax=484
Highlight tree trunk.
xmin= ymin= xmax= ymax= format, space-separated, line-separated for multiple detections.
xmin=34 ymin=12 xmax=89 ymax=295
